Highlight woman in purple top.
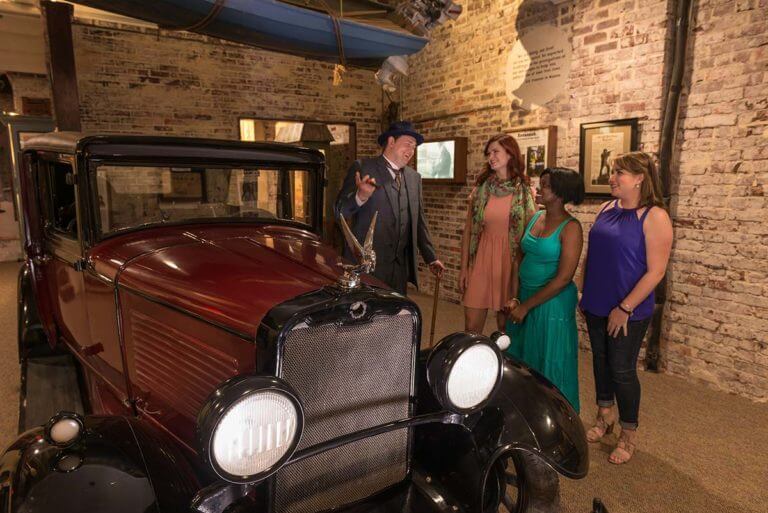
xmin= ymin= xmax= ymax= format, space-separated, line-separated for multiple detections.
xmin=580 ymin=152 xmax=673 ymax=465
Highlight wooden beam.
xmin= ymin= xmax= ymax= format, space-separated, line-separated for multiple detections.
xmin=40 ymin=0 xmax=81 ymax=132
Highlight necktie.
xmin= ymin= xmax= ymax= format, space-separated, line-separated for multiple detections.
xmin=391 ymin=167 xmax=402 ymax=191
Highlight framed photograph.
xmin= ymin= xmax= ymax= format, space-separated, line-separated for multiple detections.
xmin=508 ymin=126 xmax=557 ymax=177
xmin=579 ymin=118 xmax=639 ymax=197
xmin=415 ymin=137 xmax=468 ymax=184
xmin=162 ymin=168 xmax=207 ymax=202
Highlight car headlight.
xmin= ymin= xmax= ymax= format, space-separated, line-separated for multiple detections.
xmin=45 ymin=411 xmax=85 ymax=447
xmin=198 ymin=375 xmax=304 ymax=483
xmin=490 ymin=330 xmax=511 ymax=351
xmin=427 ymin=332 xmax=503 ymax=414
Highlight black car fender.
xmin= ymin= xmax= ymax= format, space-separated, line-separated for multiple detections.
xmin=478 ymin=356 xmax=589 ymax=480
xmin=0 ymin=416 xmax=200 ymax=513
xmin=412 ymin=351 xmax=588 ymax=511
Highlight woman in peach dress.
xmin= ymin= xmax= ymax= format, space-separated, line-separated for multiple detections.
xmin=459 ymin=134 xmax=537 ymax=333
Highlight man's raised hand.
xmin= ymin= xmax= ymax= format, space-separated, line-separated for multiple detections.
xmin=355 ymin=171 xmax=377 ymax=202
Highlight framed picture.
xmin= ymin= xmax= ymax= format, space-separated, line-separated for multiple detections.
xmin=579 ymin=118 xmax=639 ymax=197
xmin=508 ymin=126 xmax=557 ymax=177
xmin=415 ymin=137 xmax=468 ymax=184
xmin=162 ymin=168 xmax=207 ymax=202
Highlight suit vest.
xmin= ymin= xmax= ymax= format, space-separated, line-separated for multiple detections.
xmin=389 ymin=177 xmax=411 ymax=262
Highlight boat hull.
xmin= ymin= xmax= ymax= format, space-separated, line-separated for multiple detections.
xmin=72 ymin=0 xmax=428 ymax=66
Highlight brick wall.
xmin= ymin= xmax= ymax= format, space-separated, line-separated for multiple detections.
xmin=402 ymin=0 xmax=767 ymax=400
xmin=71 ymin=18 xmax=383 ymax=157
xmin=6 ymin=72 xmax=51 ymax=113
xmin=405 ymin=0 xmax=670 ymax=298
xmin=663 ymin=0 xmax=767 ymax=399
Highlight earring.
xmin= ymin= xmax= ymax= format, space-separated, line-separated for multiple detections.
xmin=634 ymin=183 xmax=640 ymax=188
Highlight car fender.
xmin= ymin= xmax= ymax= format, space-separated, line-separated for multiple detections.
xmin=476 ymin=356 xmax=588 ymax=480
xmin=417 ymin=350 xmax=587 ymax=480
xmin=0 ymin=416 xmax=200 ymax=513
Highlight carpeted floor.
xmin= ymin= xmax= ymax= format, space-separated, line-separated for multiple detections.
xmin=0 ymin=262 xmax=20 ymax=449
xmin=410 ymin=288 xmax=768 ymax=513
xmin=0 ymin=260 xmax=765 ymax=513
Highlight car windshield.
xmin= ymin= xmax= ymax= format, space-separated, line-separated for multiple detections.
xmin=93 ymin=164 xmax=315 ymax=236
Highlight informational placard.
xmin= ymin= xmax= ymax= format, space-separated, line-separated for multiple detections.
xmin=506 ymin=25 xmax=571 ymax=109
xmin=508 ymin=126 xmax=557 ymax=177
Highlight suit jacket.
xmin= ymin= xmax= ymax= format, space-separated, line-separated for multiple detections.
xmin=335 ymin=155 xmax=437 ymax=289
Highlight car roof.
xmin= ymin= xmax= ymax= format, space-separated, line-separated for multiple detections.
xmin=20 ymin=132 xmax=326 ymax=165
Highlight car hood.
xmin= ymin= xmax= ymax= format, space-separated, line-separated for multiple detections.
xmin=89 ymin=224 xmax=377 ymax=338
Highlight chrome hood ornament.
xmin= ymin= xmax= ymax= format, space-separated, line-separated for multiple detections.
xmin=337 ymin=212 xmax=377 ymax=289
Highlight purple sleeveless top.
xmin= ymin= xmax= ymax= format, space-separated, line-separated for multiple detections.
xmin=580 ymin=201 xmax=654 ymax=320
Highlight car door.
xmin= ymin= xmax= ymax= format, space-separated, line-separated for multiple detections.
xmin=19 ymin=152 xmax=58 ymax=349
xmin=35 ymin=155 xmax=92 ymax=356
xmin=81 ymin=160 xmax=133 ymax=414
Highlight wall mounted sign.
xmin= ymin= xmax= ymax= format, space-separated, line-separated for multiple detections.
xmin=579 ymin=118 xmax=639 ymax=197
xmin=506 ymin=25 xmax=571 ymax=110
xmin=507 ymin=126 xmax=557 ymax=177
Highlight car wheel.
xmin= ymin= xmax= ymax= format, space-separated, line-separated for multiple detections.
xmin=498 ymin=452 xmax=560 ymax=513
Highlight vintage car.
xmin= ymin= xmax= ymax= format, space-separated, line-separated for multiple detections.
xmin=2 ymin=133 xmax=589 ymax=513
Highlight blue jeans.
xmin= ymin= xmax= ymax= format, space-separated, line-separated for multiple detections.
xmin=584 ymin=312 xmax=651 ymax=429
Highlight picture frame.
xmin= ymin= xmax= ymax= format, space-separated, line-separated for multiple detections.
xmin=507 ymin=125 xmax=557 ymax=177
xmin=414 ymin=137 xmax=468 ymax=184
xmin=579 ymin=118 xmax=639 ymax=197
xmin=162 ymin=168 xmax=208 ymax=202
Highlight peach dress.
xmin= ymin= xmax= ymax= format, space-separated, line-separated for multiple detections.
xmin=462 ymin=194 xmax=513 ymax=311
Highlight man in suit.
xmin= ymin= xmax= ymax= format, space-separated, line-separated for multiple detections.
xmin=336 ymin=121 xmax=445 ymax=295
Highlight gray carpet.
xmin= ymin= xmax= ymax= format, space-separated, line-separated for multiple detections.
xmin=0 ymin=262 xmax=20 ymax=448
xmin=0 ymin=261 xmax=765 ymax=513
xmin=410 ymin=287 xmax=768 ymax=513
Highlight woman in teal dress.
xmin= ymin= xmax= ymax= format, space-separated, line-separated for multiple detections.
xmin=506 ymin=168 xmax=585 ymax=411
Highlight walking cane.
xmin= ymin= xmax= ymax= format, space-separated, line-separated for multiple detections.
xmin=428 ymin=273 xmax=442 ymax=348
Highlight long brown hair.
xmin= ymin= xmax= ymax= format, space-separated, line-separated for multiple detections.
xmin=611 ymin=151 xmax=665 ymax=208
xmin=477 ymin=134 xmax=528 ymax=186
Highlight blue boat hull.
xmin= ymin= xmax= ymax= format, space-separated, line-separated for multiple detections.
xmin=72 ymin=0 xmax=428 ymax=66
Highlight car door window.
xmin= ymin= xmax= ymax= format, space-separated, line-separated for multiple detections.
xmin=40 ymin=160 xmax=79 ymax=240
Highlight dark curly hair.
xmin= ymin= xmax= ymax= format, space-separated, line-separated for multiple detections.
xmin=540 ymin=167 xmax=585 ymax=205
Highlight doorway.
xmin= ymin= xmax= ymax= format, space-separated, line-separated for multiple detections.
xmin=0 ymin=112 xmax=55 ymax=259
xmin=238 ymin=118 xmax=356 ymax=252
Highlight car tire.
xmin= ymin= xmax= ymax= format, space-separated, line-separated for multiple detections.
xmin=499 ymin=452 xmax=560 ymax=513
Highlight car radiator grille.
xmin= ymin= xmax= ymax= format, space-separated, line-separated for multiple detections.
xmin=274 ymin=310 xmax=414 ymax=513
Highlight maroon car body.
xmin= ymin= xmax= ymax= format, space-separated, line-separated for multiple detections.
xmin=2 ymin=133 xmax=589 ymax=513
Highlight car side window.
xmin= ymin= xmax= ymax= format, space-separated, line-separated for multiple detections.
xmin=40 ymin=160 xmax=79 ymax=240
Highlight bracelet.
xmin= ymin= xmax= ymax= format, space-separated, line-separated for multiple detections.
xmin=618 ymin=303 xmax=633 ymax=315
xmin=509 ymin=297 xmax=521 ymax=306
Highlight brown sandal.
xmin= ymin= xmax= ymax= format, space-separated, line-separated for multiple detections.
xmin=609 ymin=430 xmax=637 ymax=464
xmin=586 ymin=413 xmax=615 ymax=443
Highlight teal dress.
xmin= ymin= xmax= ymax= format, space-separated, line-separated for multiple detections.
xmin=507 ymin=211 xmax=580 ymax=412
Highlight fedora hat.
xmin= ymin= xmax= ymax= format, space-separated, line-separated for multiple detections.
xmin=377 ymin=121 xmax=424 ymax=147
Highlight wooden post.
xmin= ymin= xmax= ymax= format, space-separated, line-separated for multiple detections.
xmin=40 ymin=0 xmax=81 ymax=131
xmin=428 ymin=274 xmax=441 ymax=348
